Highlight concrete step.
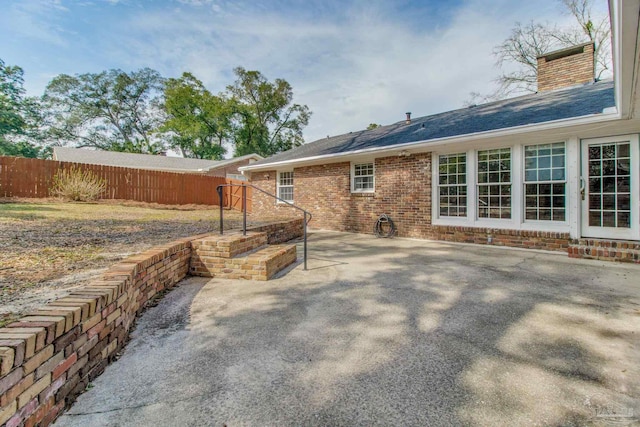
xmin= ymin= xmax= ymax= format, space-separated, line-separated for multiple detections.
xmin=191 ymin=231 xmax=268 ymax=259
xmin=568 ymin=238 xmax=640 ymax=263
xmin=190 ymin=243 xmax=297 ymax=281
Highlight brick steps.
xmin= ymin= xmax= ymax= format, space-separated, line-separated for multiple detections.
xmin=190 ymin=232 xmax=298 ymax=280
xmin=568 ymin=238 xmax=640 ymax=263
xmin=191 ymin=231 xmax=267 ymax=259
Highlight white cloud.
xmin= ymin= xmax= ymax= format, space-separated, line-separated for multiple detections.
xmin=110 ymin=0 xmax=580 ymax=142
xmin=7 ymin=0 xmax=610 ymax=144
xmin=3 ymin=0 xmax=71 ymax=47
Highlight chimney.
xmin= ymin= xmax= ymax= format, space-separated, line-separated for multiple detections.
xmin=405 ymin=112 xmax=411 ymax=124
xmin=536 ymin=42 xmax=595 ymax=92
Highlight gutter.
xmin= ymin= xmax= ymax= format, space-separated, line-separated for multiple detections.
xmin=240 ymin=110 xmax=621 ymax=172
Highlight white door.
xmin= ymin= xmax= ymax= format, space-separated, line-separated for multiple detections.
xmin=581 ymin=135 xmax=639 ymax=240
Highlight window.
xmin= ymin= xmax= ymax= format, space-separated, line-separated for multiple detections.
xmin=438 ymin=153 xmax=467 ymax=217
xmin=587 ymin=142 xmax=630 ymax=227
xmin=477 ymin=148 xmax=511 ymax=219
xmin=352 ymin=162 xmax=375 ymax=192
xmin=277 ymin=171 xmax=294 ymax=202
xmin=524 ymin=142 xmax=566 ymax=221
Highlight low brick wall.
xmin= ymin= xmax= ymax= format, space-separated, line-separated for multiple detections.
xmin=248 ymin=218 xmax=304 ymax=244
xmin=0 ymin=237 xmax=197 ymax=426
xmin=569 ymin=239 xmax=640 ymax=263
xmin=0 ymin=218 xmax=305 ymax=426
xmin=430 ymin=226 xmax=570 ymax=252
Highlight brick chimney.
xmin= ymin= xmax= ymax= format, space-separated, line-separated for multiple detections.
xmin=536 ymin=42 xmax=595 ymax=92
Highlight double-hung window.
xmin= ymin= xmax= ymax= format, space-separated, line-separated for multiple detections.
xmin=438 ymin=153 xmax=467 ymax=217
xmin=352 ymin=162 xmax=375 ymax=192
xmin=277 ymin=171 xmax=294 ymax=203
xmin=524 ymin=142 xmax=566 ymax=221
xmin=477 ymin=148 xmax=512 ymax=219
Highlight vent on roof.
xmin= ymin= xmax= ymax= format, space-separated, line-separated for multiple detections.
xmin=405 ymin=112 xmax=411 ymax=124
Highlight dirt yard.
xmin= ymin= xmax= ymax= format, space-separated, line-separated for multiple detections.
xmin=0 ymin=199 xmax=266 ymax=326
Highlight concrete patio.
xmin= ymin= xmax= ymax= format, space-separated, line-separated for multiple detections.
xmin=55 ymin=231 xmax=640 ymax=426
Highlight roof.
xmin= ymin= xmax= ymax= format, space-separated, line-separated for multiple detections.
xmin=246 ymin=80 xmax=615 ymax=169
xmin=53 ymin=147 xmax=262 ymax=172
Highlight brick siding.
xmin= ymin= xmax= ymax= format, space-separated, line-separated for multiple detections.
xmin=250 ymin=153 xmax=432 ymax=237
xmin=249 ymin=153 xmax=573 ymax=253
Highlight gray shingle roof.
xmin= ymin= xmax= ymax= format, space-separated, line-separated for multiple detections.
xmin=249 ymin=80 xmax=615 ymax=167
xmin=53 ymin=148 xmax=262 ymax=172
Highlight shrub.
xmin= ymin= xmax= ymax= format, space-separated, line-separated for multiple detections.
xmin=50 ymin=166 xmax=107 ymax=201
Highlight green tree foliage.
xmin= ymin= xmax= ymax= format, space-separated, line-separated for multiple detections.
xmin=227 ymin=67 xmax=311 ymax=157
xmin=0 ymin=59 xmax=45 ymax=158
xmin=162 ymin=72 xmax=232 ymax=160
xmin=42 ymin=68 xmax=166 ymax=154
xmin=366 ymin=123 xmax=381 ymax=130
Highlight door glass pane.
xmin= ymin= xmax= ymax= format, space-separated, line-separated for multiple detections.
xmin=587 ymin=142 xmax=631 ymax=228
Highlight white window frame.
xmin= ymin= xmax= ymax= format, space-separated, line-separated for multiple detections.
xmin=476 ymin=147 xmax=513 ymax=220
xmin=523 ymin=142 xmax=568 ymax=223
xmin=437 ymin=153 xmax=468 ymax=218
xmin=351 ymin=162 xmax=375 ymax=193
xmin=432 ymin=142 xmax=571 ymax=233
xmin=277 ymin=170 xmax=294 ymax=203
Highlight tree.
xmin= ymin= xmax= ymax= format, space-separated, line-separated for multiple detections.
xmin=226 ymin=67 xmax=311 ymax=157
xmin=367 ymin=123 xmax=381 ymax=130
xmin=42 ymin=68 xmax=167 ymax=154
xmin=0 ymin=59 xmax=46 ymax=158
xmin=162 ymin=73 xmax=232 ymax=160
xmin=472 ymin=0 xmax=611 ymax=101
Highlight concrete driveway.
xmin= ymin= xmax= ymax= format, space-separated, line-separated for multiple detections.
xmin=56 ymin=231 xmax=640 ymax=426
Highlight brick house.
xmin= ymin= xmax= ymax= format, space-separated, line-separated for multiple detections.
xmin=241 ymin=0 xmax=640 ymax=262
xmin=53 ymin=147 xmax=262 ymax=179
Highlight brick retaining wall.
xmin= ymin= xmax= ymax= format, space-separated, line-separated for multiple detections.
xmin=0 ymin=237 xmax=196 ymax=426
xmin=0 ymin=219 xmax=304 ymax=426
xmin=248 ymin=218 xmax=304 ymax=244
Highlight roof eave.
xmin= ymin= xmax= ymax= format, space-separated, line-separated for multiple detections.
xmin=240 ymin=111 xmax=621 ymax=172
xmin=204 ymin=153 xmax=264 ymax=171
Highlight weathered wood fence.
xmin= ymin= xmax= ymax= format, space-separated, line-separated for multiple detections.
xmin=0 ymin=156 xmax=252 ymax=210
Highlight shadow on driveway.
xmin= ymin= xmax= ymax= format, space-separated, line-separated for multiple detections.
xmin=56 ymin=231 xmax=640 ymax=426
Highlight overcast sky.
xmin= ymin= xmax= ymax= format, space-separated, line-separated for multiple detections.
xmin=0 ymin=0 xmax=609 ymax=146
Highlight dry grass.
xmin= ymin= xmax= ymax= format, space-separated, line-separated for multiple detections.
xmin=0 ymin=199 xmax=263 ymax=326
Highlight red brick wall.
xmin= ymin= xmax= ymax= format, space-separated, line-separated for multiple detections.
xmin=250 ymin=153 xmax=432 ymax=238
xmin=248 ymin=153 xmax=573 ymax=252
xmin=431 ymin=226 xmax=570 ymax=251
xmin=0 ymin=236 xmax=199 ymax=426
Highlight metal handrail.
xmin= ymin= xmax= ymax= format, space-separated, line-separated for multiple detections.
xmin=216 ymin=183 xmax=312 ymax=271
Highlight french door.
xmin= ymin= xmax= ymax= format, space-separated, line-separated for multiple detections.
xmin=581 ymin=135 xmax=639 ymax=240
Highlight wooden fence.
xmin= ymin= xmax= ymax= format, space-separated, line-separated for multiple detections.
xmin=0 ymin=156 xmax=251 ymax=210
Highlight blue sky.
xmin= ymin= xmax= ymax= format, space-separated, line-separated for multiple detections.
xmin=0 ymin=0 xmax=609 ymax=145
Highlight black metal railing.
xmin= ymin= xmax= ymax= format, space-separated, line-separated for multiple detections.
xmin=216 ymin=183 xmax=312 ymax=271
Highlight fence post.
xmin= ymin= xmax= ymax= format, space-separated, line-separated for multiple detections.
xmin=217 ymin=185 xmax=224 ymax=235
xmin=242 ymin=185 xmax=247 ymax=236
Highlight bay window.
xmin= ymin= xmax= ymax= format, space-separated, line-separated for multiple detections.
xmin=434 ymin=141 xmax=569 ymax=230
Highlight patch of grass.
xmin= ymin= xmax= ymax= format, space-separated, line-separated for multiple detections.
xmin=0 ymin=199 xmax=262 ymax=323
